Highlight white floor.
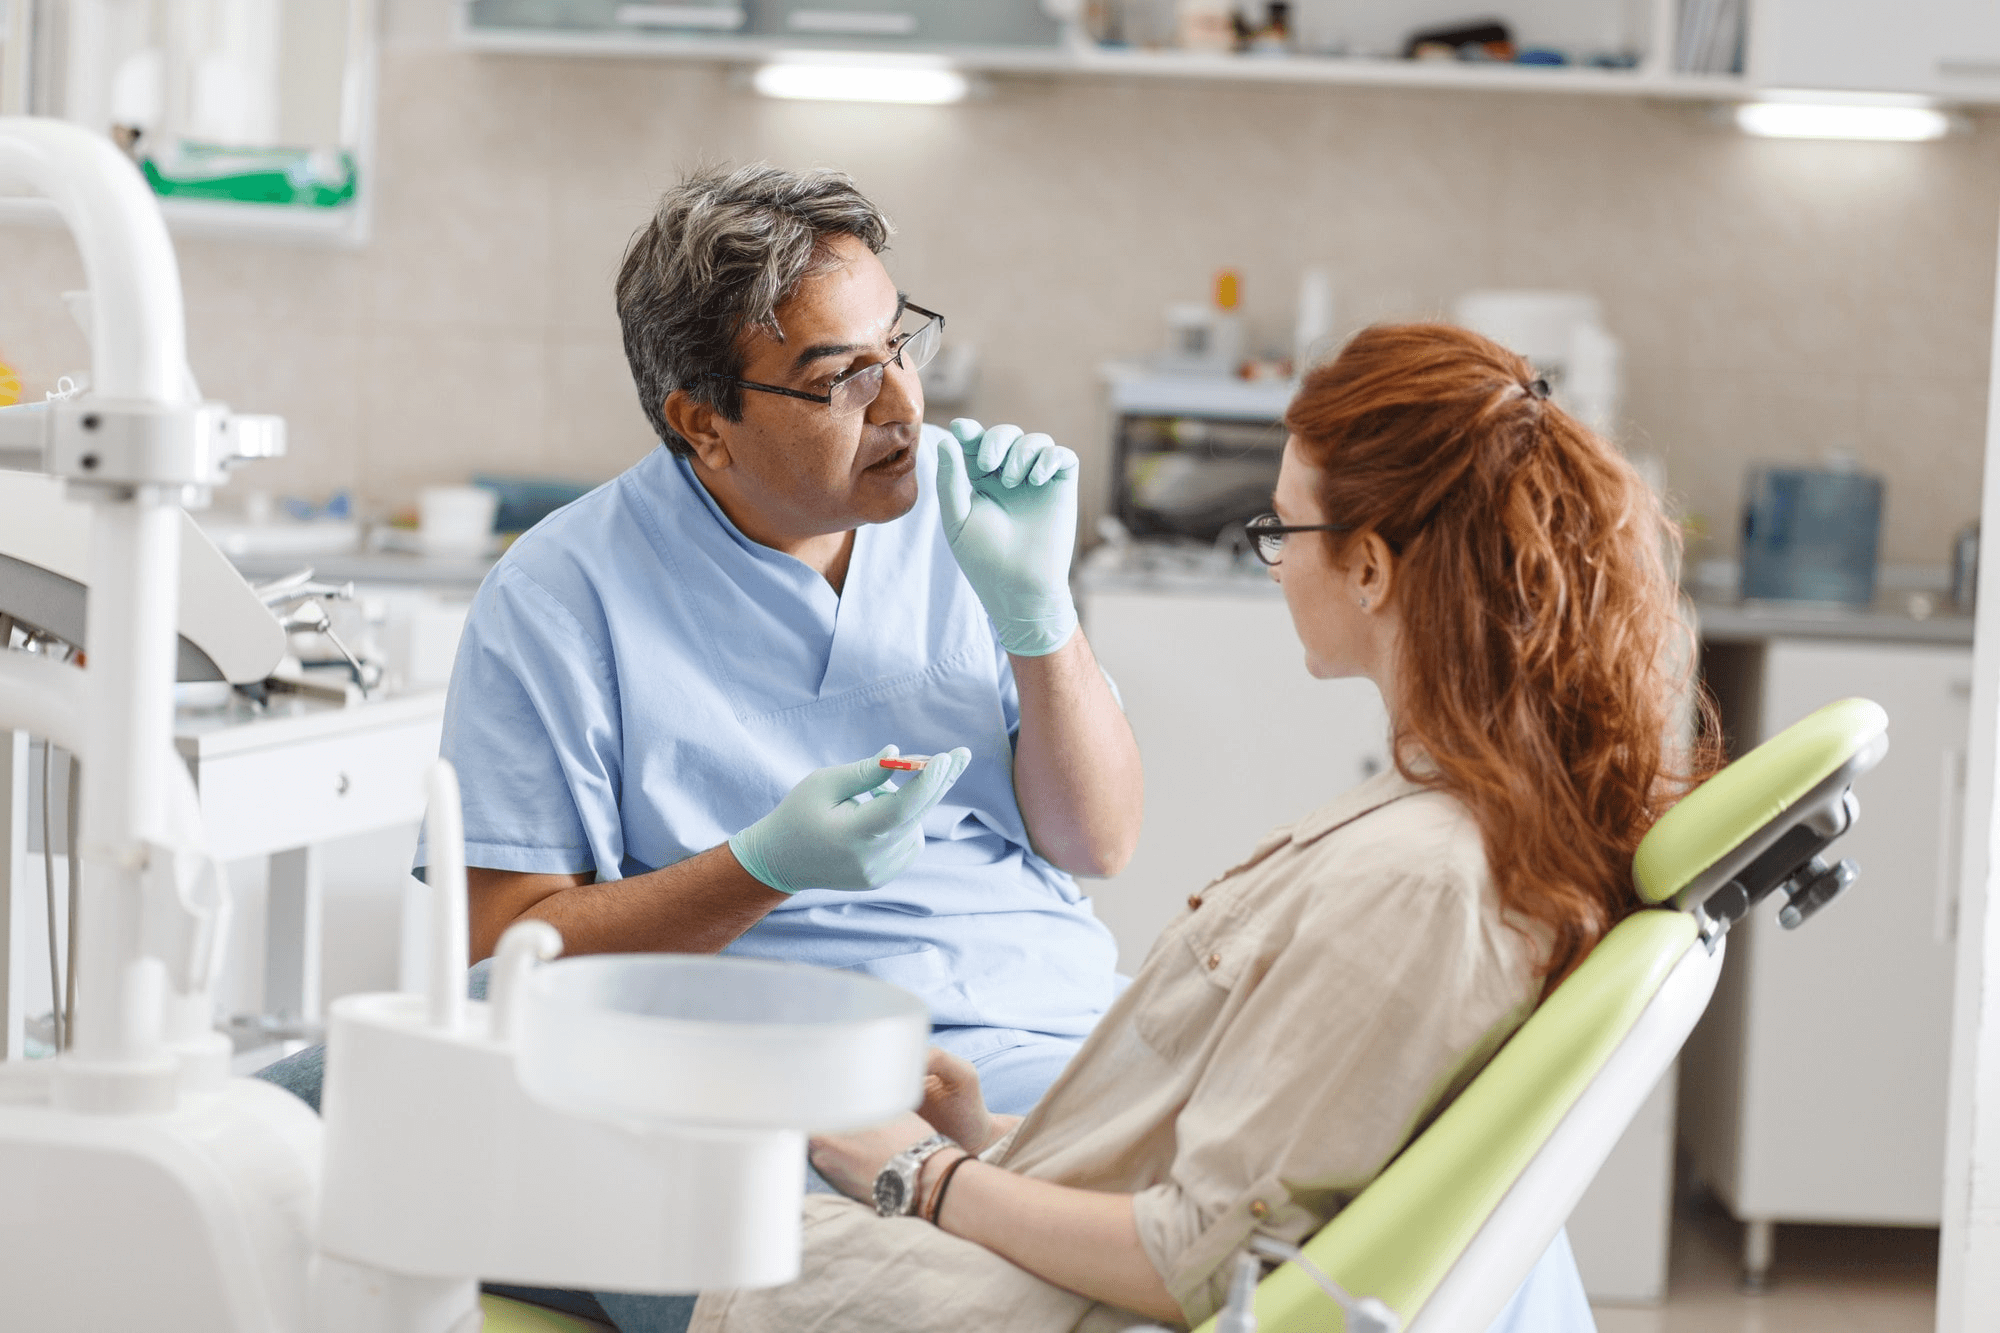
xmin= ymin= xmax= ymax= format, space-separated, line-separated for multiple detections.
xmin=1592 ymin=1196 xmax=1936 ymax=1333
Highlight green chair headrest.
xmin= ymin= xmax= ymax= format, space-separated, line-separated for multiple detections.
xmin=1633 ymin=697 xmax=1888 ymax=909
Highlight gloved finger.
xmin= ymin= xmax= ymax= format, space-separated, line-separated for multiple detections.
xmin=1027 ymin=444 xmax=1078 ymax=487
xmin=1001 ymin=432 xmax=1054 ymax=489
xmin=815 ymin=747 xmax=906 ymax=806
xmin=850 ymin=746 xmax=971 ymax=833
xmin=973 ymin=423 xmax=1024 ymax=478
xmin=935 ymin=435 xmax=975 ymax=533
xmin=948 ymin=418 xmax=984 ymax=447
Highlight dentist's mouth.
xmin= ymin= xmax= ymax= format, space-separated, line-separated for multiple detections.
xmin=865 ymin=444 xmax=914 ymax=475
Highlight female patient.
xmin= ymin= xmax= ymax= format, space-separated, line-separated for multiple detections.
xmin=682 ymin=322 xmax=1711 ymax=1332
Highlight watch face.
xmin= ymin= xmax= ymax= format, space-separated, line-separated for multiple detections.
xmin=874 ymin=1170 xmax=908 ymax=1217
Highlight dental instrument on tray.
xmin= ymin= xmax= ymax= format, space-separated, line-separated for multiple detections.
xmin=0 ymin=113 xmax=927 ymax=1332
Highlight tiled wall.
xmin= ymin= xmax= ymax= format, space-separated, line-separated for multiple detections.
xmin=3 ymin=1 xmax=1996 ymax=562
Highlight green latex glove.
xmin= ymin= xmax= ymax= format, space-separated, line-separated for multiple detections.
xmin=936 ymin=418 xmax=1081 ymax=657
xmin=728 ymin=746 xmax=973 ymax=895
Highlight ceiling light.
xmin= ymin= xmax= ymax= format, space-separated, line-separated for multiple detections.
xmin=1734 ymin=99 xmax=1952 ymax=141
xmin=752 ymin=58 xmax=968 ymax=105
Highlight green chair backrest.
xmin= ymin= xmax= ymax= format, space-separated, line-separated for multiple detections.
xmin=1194 ymin=696 xmax=1889 ymax=1333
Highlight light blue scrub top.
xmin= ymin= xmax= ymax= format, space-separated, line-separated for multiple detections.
xmin=425 ymin=425 xmax=1120 ymax=1049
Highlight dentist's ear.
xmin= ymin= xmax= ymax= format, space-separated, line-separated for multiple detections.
xmin=665 ymin=389 xmax=732 ymax=470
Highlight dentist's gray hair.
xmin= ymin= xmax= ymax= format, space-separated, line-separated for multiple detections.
xmin=615 ymin=163 xmax=895 ymax=455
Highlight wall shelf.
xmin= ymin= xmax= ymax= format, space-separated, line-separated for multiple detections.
xmin=457 ymin=20 xmax=1756 ymax=102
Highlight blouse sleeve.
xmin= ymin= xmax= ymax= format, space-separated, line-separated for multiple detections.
xmin=1130 ymin=858 xmax=1536 ymax=1326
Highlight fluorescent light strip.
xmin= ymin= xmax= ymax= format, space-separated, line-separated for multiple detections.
xmin=1735 ymin=101 xmax=1951 ymax=141
xmin=614 ymin=4 xmax=747 ymax=29
xmin=753 ymin=61 xmax=968 ymax=104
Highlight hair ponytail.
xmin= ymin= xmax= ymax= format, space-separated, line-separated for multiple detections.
xmin=1286 ymin=324 xmax=1719 ymax=990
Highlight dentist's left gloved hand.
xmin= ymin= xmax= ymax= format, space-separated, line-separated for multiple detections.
xmin=936 ymin=418 xmax=1080 ymax=657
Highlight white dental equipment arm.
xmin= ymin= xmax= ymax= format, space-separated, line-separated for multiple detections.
xmin=0 ymin=118 xmax=229 ymax=1105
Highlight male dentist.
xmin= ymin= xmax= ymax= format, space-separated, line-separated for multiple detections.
xmin=432 ymin=161 xmax=1142 ymax=1109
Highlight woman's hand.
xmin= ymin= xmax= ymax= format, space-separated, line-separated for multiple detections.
xmin=808 ymin=1111 xmax=938 ymax=1204
xmin=919 ymin=1047 xmax=1001 ymax=1151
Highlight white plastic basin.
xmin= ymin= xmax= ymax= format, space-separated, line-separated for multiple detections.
xmin=515 ymin=955 xmax=929 ymax=1132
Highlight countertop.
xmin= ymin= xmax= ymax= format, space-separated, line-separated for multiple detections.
xmin=1690 ymin=596 xmax=1974 ymax=647
xmin=1078 ymin=552 xmax=1976 ymax=647
xmin=228 ymin=549 xmax=498 ymax=591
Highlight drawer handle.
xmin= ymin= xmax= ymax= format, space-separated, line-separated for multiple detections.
xmin=336 ymin=772 xmax=351 ymax=797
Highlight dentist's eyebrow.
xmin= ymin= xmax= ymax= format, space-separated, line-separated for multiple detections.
xmin=790 ymin=292 xmax=909 ymax=371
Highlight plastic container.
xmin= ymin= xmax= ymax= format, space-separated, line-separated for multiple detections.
xmin=516 ymin=954 xmax=929 ymax=1131
xmin=418 ymin=485 xmax=500 ymax=557
xmin=1739 ymin=466 xmax=1884 ymax=607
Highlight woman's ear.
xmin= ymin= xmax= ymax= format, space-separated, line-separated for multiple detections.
xmin=1353 ymin=531 xmax=1398 ymax=612
xmin=663 ymin=389 xmax=732 ymax=471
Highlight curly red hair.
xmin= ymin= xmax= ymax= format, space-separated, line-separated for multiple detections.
xmin=1285 ymin=323 xmax=1719 ymax=988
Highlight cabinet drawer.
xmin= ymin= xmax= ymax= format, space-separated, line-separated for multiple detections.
xmin=192 ymin=716 xmax=442 ymax=861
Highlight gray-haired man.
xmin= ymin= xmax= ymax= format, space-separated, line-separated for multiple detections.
xmin=417 ymin=162 xmax=1143 ymax=1106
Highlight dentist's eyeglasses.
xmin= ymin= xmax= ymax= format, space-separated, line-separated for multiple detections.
xmin=710 ymin=302 xmax=945 ymax=417
xmin=1244 ymin=511 xmax=1353 ymax=567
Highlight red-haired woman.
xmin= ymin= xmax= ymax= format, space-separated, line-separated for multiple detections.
xmin=653 ymin=323 xmax=1712 ymax=1333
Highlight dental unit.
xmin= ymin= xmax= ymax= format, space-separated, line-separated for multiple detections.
xmin=0 ymin=115 xmax=928 ymax=1332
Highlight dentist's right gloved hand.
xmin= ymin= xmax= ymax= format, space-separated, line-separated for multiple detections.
xmin=937 ymin=418 xmax=1081 ymax=657
xmin=728 ymin=746 xmax=972 ymax=895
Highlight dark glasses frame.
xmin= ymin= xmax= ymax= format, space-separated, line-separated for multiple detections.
xmin=1244 ymin=511 xmax=1353 ymax=567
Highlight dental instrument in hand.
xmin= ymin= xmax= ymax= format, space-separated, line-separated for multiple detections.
xmin=878 ymin=755 xmax=931 ymax=771
xmin=1245 ymin=1233 xmax=1401 ymax=1333
xmin=729 ymin=745 xmax=973 ymax=894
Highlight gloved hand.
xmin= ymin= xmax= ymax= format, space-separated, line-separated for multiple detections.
xmin=936 ymin=418 xmax=1080 ymax=657
xmin=729 ymin=746 xmax=972 ymax=895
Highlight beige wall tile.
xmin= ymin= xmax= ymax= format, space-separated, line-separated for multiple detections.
xmin=1 ymin=8 xmax=1995 ymax=562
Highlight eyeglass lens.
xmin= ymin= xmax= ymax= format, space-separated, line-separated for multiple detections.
xmin=1247 ymin=513 xmax=1285 ymax=566
xmin=830 ymin=311 xmax=944 ymax=415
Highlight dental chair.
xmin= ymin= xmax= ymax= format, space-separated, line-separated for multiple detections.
xmin=1200 ymin=695 xmax=1889 ymax=1333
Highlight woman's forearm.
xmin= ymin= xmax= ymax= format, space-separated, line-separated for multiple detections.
xmin=923 ymin=1155 xmax=1180 ymax=1324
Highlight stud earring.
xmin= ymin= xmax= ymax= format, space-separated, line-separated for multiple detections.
xmin=1358 ymin=596 xmax=1370 ymax=610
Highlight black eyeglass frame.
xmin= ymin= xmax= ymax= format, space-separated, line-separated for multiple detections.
xmin=706 ymin=301 xmax=945 ymax=410
xmin=1244 ymin=511 xmax=1353 ymax=567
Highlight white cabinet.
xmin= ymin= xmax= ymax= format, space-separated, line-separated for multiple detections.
xmin=1749 ymin=0 xmax=2000 ymax=98
xmin=1079 ymin=584 xmax=1389 ymax=971
xmin=1682 ymin=638 xmax=1970 ymax=1281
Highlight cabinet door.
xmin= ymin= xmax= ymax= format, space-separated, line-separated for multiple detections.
xmin=1731 ymin=640 xmax=1970 ymax=1223
xmin=1750 ymin=0 xmax=2000 ymax=98
xmin=1079 ymin=590 xmax=1389 ymax=971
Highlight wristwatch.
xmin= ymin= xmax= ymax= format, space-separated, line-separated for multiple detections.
xmin=873 ymin=1133 xmax=955 ymax=1217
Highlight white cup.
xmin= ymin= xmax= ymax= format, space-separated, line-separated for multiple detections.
xmin=418 ymin=486 xmax=499 ymax=558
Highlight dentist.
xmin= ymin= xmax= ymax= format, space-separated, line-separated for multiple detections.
xmin=261 ymin=162 xmax=1143 ymax=1122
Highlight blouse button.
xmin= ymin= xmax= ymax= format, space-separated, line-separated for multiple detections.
xmin=1187 ymin=894 xmax=1203 ymax=910
xmin=1249 ymin=1200 xmax=1270 ymax=1220
xmin=1206 ymin=952 xmax=1222 ymax=970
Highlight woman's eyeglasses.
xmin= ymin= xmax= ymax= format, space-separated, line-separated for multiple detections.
xmin=1243 ymin=511 xmax=1352 ymax=567
xmin=709 ymin=302 xmax=945 ymax=416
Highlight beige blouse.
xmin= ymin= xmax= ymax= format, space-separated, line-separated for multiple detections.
xmin=691 ymin=768 xmax=1542 ymax=1333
